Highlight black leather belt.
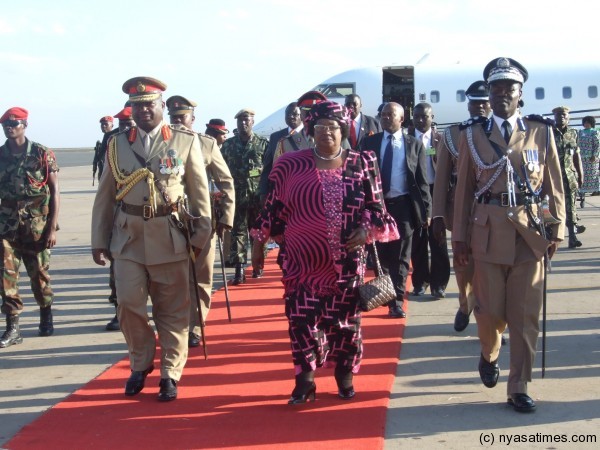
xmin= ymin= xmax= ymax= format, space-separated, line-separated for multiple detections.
xmin=477 ymin=192 xmax=538 ymax=207
xmin=120 ymin=202 xmax=174 ymax=219
xmin=384 ymin=194 xmax=410 ymax=205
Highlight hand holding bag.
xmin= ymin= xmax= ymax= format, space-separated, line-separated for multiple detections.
xmin=358 ymin=243 xmax=396 ymax=312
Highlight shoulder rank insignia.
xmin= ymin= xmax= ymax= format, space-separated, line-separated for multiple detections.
xmin=524 ymin=114 xmax=554 ymax=126
xmin=161 ymin=124 xmax=172 ymax=141
xmin=458 ymin=115 xmax=487 ymax=130
xmin=127 ymin=127 xmax=137 ymax=144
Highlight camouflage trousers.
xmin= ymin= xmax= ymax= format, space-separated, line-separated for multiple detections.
xmin=563 ymin=179 xmax=578 ymax=227
xmin=0 ymin=238 xmax=53 ymax=315
xmin=230 ymin=193 xmax=261 ymax=265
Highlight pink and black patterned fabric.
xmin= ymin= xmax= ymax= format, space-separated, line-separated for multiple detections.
xmin=251 ymin=148 xmax=399 ymax=374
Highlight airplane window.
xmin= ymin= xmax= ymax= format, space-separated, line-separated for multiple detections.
xmin=430 ymin=90 xmax=440 ymax=103
xmin=315 ymin=83 xmax=355 ymax=98
xmin=562 ymin=86 xmax=572 ymax=99
xmin=535 ymin=87 xmax=545 ymax=100
xmin=588 ymin=86 xmax=598 ymax=98
xmin=419 ymin=93 xmax=426 ymax=101
xmin=456 ymin=90 xmax=466 ymax=102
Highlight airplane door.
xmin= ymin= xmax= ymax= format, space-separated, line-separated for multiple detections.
xmin=383 ymin=66 xmax=415 ymax=122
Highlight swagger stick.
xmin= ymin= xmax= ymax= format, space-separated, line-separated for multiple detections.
xmin=217 ymin=234 xmax=232 ymax=322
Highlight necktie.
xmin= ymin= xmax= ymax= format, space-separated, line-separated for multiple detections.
xmin=350 ymin=120 xmax=357 ymax=149
xmin=143 ymin=134 xmax=151 ymax=156
xmin=381 ymin=135 xmax=394 ymax=194
xmin=502 ymin=120 xmax=512 ymax=144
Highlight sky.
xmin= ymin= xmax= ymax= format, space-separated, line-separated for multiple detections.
xmin=1 ymin=0 xmax=598 ymax=148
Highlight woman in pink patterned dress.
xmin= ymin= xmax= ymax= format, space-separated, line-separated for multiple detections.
xmin=251 ymin=101 xmax=399 ymax=404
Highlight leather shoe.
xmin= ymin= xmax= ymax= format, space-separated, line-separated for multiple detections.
xmin=431 ymin=287 xmax=445 ymax=299
xmin=125 ymin=366 xmax=154 ymax=396
xmin=105 ymin=315 xmax=120 ymax=331
xmin=568 ymin=239 xmax=582 ymax=249
xmin=388 ymin=305 xmax=406 ymax=318
xmin=252 ymin=268 xmax=263 ymax=278
xmin=411 ymin=283 xmax=428 ymax=296
xmin=507 ymin=393 xmax=536 ymax=413
xmin=188 ymin=332 xmax=200 ymax=348
xmin=576 ymin=224 xmax=586 ymax=234
xmin=158 ymin=378 xmax=178 ymax=402
xmin=478 ymin=354 xmax=499 ymax=388
xmin=454 ymin=309 xmax=470 ymax=332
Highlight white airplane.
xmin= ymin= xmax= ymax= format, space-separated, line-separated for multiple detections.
xmin=254 ymin=56 xmax=600 ymax=137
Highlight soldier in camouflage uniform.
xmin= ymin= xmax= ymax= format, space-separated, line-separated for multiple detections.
xmin=552 ymin=106 xmax=584 ymax=248
xmin=221 ymin=108 xmax=268 ymax=284
xmin=0 ymin=107 xmax=60 ymax=348
xmin=92 ymin=116 xmax=114 ymax=183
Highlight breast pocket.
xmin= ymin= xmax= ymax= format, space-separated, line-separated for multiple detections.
xmin=469 ymin=207 xmax=489 ymax=255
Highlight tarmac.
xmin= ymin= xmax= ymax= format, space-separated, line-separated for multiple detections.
xmin=1 ymin=162 xmax=599 ymax=449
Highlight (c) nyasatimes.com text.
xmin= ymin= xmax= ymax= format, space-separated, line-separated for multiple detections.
xmin=479 ymin=432 xmax=597 ymax=445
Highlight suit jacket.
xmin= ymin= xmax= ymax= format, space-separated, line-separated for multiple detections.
xmin=452 ymin=117 xmax=566 ymax=265
xmin=355 ymin=113 xmax=382 ymax=150
xmin=259 ymin=127 xmax=290 ymax=197
xmin=432 ymin=125 xmax=460 ymax=230
xmin=362 ymin=131 xmax=431 ymax=227
xmin=198 ymin=133 xmax=235 ymax=228
xmin=91 ymin=123 xmax=212 ymax=265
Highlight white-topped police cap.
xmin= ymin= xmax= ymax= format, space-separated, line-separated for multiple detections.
xmin=465 ymin=80 xmax=489 ymax=101
xmin=483 ymin=57 xmax=528 ymax=84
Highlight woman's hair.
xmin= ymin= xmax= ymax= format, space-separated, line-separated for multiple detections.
xmin=582 ymin=115 xmax=596 ymax=128
xmin=304 ymin=101 xmax=350 ymax=139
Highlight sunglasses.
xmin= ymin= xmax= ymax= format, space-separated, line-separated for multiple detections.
xmin=2 ymin=120 xmax=25 ymax=128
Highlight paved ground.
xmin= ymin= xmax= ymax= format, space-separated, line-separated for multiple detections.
xmin=1 ymin=165 xmax=599 ymax=449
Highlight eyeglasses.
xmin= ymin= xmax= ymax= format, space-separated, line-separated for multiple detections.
xmin=314 ymin=124 xmax=341 ymax=133
xmin=2 ymin=120 xmax=24 ymax=128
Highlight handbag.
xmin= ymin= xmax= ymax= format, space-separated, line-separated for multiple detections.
xmin=358 ymin=243 xmax=396 ymax=312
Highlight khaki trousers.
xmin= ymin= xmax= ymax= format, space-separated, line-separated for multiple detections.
xmin=114 ymin=258 xmax=190 ymax=381
xmin=189 ymin=233 xmax=217 ymax=334
xmin=473 ymin=257 xmax=544 ymax=395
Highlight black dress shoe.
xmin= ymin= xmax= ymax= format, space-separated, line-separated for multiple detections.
xmin=454 ymin=309 xmax=470 ymax=332
xmin=431 ymin=287 xmax=446 ymax=299
xmin=125 ymin=366 xmax=154 ymax=396
xmin=105 ymin=315 xmax=120 ymax=331
xmin=388 ymin=305 xmax=406 ymax=319
xmin=411 ymin=284 xmax=427 ymax=296
xmin=508 ymin=393 xmax=536 ymax=412
xmin=338 ymin=386 xmax=355 ymax=400
xmin=188 ymin=332 xmax=200 ymax=348
xmin=478 ymin=354 xmax=499 ymax=388
xmin=251 ymin=268 xmax=263 ymax=278
xmin=288 ymin=382 xmax=316 ymax=404
xmin=158 ymin=378 xmax=178 ymax=402
xmin=568 ymin=239 xmax=582 ymax=249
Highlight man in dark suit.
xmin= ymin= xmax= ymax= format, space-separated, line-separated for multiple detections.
xmin=362 ymin=102 xmax=431 ymax=318
xmin=409 ymin=102 xmax=450 ymax=299
xmin=345 ymin=94 xmax=382 ymax=150
xmin=259 ymin=102 xmax=302 ymax=202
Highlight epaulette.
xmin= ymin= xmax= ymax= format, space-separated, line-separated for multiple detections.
xmin=458 ymin=115 xmax=487 ymax=130
xmin=169 ymin=123 xmax=195 ymax=135
xmin=197 ymin=132 xmax=216 ymax=142
xmin=524 ymin=114 xmax=554 ymax=126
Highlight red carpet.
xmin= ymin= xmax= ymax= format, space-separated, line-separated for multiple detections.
xmin=6 ymin=253 xmax=408 ymax=450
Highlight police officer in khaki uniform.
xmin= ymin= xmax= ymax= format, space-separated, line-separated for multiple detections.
xmin=453 ymin=58 xmax=565 ymax=413
xmin=91 ymin=77 xmax=212 ymax=401
xmin=432 ymin=81 xmax=491 ymax=332
xmin=166 ymin=95 xmax=235 ymax=348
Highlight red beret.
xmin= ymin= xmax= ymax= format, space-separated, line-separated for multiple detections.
xmin=99 ymin=116 xmax=113 ymax=123
xmin=0 ymin=107 xmax=29 ymax=123
xmin=114 ymin=107 xmax=133 ymax=120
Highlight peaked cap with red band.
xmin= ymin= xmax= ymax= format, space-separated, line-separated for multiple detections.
xmin=206 ymin=118 xmax=229 ymax=134
xmin=114 ymin=107 xmax=133 ymax=120
xmin=99 ymin=116 xmax=113 ymax=123
xmin=0 ymin=107 xmax=29 ymax=123
xmin=122 ymin=76 xmax=167 ymax=103
xmin=297 ymin=91 xmax=327 ymax=108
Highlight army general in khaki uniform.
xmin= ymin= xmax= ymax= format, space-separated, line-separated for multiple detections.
xmin=453 ymin=58 xmax=565 ymax=413
xmin=91 ymin=77 xmax=212 ymax=401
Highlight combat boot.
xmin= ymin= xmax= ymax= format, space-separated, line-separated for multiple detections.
xmin=105 ymin=304 xmax=120 ymax=331
xmin=232 ymin=263 xmax=246 ymax=285
xmin=567 ymin=224 xmax=582 ymax=249
xmin=0 ymin=314 xmax=23 ymax=348
xmin=39 ymin=305 xmax=54 ymax=336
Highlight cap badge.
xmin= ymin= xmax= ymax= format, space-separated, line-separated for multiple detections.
xmin=136 ymin=82 xmax=146 ymax=93
xmin=497 ymin=58 xmax=510 ymax=68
